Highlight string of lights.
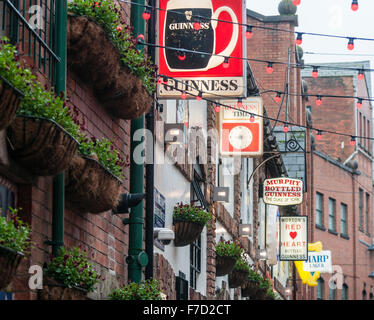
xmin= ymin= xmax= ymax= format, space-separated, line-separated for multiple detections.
xmin=136 ymin=39 xmax=374 ymax=78
xmin=156 ymin=74 xmax=373 ymax=144
xmin=120 ymin=0 xmax=371 ymax=48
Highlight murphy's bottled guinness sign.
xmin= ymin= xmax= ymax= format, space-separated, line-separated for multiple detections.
xmin=157 ymin=0 xmax=246 ymax=98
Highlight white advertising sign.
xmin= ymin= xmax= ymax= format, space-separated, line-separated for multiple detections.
xmin=266 ymin=205 xmax=278 ymax=266
xmin=303 ymin=250 xmax=332 ymax=273
xmin=263 ymin=178 xmax=303 ymax=206
xmin=219 ymin=97 xmax=263 ymax=157
xmin=279 ymin=216 xmax=308 ymax=261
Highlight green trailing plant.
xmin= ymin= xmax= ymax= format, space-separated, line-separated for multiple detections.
xmin=45 ymin=246 xmax=102 ymax=292
xmin=259 ymin=277 xmax=272 ymax=291
xmin=0 ymin=38 xmax=80 ymax=140
xmin=68 ymin=0 xmax=157 ymax=95
xmin=248 ymin=268 xmax=262 ymax=283
xmin=173 ymin=203 xmax=211 ymax=227
xmin=0 ymin=207 xmax=32 ymax=255
xmin=216 ymin=240 xmax=243 ymax=259
xmin=233 ymin=254 xmax=251 ymax=271
xmin=108 ymin=279 xmax=163 ymax=300
xmin=266 ymin=288 xmax=277 ymax=300
xmin=77 ymin=134 xmax=129 ymax=180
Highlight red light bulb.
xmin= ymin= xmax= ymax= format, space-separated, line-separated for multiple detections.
xmin=266 ymin=63 xmax=274 ymax=74
xmin=350 ymin=136 xmax=356 ymax=146
xmin=356 ymin=99 xmax=363 ymax=109
xmin=178 ymin=52 xmax=186 ymax=61
xmin=351 ymin=0 xmax=358 ymax=11
xmin=312 ymin=67 xmax=319 ymax=78
xmin=250 ymin=114 xmax=255 ymax=123
xmin=246 ymin=26 xmax=253 ymax=39
xmin=293 ymin=0 xmax=301 ymax=6
xmin=347 ymin=38 xmax=355 ymax=51
xmin=142 ymin=10 xmax=151 ymax=21
xmin=275 ymin=92 xmax=282 ymax=103
xmin=193 ymin=22 xmax=201 ymax=31
xmin=223 ymin=57 xmax=230 ymax=69
xmin=237 ymin=99 xmax=243 ymax=108
xmin=358 ymin=70 xmax=365 ymax=80
xmin=316 ymin=131 xmax=322 ymax=140
xmin=136 ymin=34 xmax=145 ymax=43
xmin=316 ymin=96 xmax=322 ymax=106
xmin=295 ymin=33 xmax=303 ymax=45
xmin=214 ymin=105 xmax=220 ymax=113
xmin=196 ymin=92 xmax=203 ymax=101
xmin=283 ymin=124 xmax=289 ymax=133
xmin=181 ymin=92 xmax=187 ymax=100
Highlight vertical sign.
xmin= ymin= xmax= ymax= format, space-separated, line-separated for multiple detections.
xmin=219 ymin=97 xmax=263 ymax=157
xmin=154 ymin=188 xmax=166 ymax=250
xmin=157 ymin=0 xmax=246 ymax=98
xmin=279 ymin=216 xmax=308 ymax=261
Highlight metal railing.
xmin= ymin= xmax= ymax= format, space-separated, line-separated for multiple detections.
xmin=1 ymin=0 xmax=59 ymax=81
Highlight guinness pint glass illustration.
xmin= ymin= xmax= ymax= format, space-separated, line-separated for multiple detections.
xmin=164 ymin=0 xmax=239 ymax=72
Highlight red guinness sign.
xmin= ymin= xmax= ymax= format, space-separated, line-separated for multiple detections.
xmin=157 ymin=0 xmax=246 ymax=98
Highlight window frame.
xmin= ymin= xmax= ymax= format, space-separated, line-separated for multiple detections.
xmin=316 ymin=192 xmax=324 ymax=228
xmin=340 ymin=203 xmax=348 ymax=236
xmin=328 ymin=198 xmax=336 ymax=233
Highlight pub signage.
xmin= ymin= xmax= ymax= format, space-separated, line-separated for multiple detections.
xmin=157 ymin=0 xmax=246 ymax=98
xmin=263 ymin=178 xmax=303 ymax=206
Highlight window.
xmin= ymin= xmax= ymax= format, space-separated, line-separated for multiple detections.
xmin=316 ymin=192 xmax=323 ymax=227
xmin=0 ymin=185 xmax=15 ymax=217
xmin=328 ymin=198 xmax=336 ymax=232
xmin=190 ymin=237 xmax=201 ymax=290
xmin=189 ymin=163 xmax=207 ymax=290
xmin=341 ymin=284 xmax=348 ymax=300
xmin=329 ymin=286 xmax=336 ymax=300
xmin=365 ymin=193 xmax=370 ymax=235
xmin=340 ymin=203 xmax=348 ymax=236
xmin=317 ymin=278 xmax=324 ymax=300
xmin=362 ymin=290 xmax=367 ymax=300
xmin=359 ymin=189 xmax=364 ymax=230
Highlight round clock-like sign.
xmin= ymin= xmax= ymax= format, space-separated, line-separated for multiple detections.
xmin=228 ymin=126 xmax=252 ymax=150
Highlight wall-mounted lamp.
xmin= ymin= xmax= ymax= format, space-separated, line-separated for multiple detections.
xmin=213 ymin=186 xmax=229 ymax=203
xmin=258 ymin=249 xmax=268 ymax=260
xmin=164 ymin=123 xmax=185 ymax=145
xmin=239 ymin=223 xmax=251 ymax=237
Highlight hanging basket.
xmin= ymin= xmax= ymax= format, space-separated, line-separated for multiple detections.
xmin=0 ymin=76 xmax=23 ymax=131
xmin=241 ymin=280 xmax=259 ymax=298
xmin=228 ymin=269 xmax=249 ymax=288
xmin=173 ymin=220 xmax=205 ymax=247
xmin=67 ymin=14 xmax=153 ymax=120
xmin=216 ymin=255 xmax=237 ymax=277
xmin=7 ymin=115 xmax=79 ymax=176
xmin=0 ymin=245 xmax=24 ymax=290
xmin=255 ymin=287 xmax=268 ymax=300
xmin=38 ymin=277 xmax=88 ymax=300
xmin=65 ymin=156 xmax=122 ymax=214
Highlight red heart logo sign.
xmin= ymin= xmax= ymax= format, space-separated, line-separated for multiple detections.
xmin=290 ymin=232 xmax=297 ymax=239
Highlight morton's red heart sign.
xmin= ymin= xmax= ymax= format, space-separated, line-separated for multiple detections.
xmin=157 ymin=0 xmax=246 ymax=98
xmin=279 ymin=216 xmax=308 ymax=261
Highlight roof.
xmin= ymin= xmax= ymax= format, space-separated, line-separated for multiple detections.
xmin=301 ymin=60 xmax=372 ymax=98
xmin=246 ymin=9 xmax=298 ymax=26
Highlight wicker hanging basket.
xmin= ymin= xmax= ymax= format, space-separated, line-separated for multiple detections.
xmin=228 ymin=269 xmax=249 ymax=288
xmin=241 ymin=280 xmax=259 ymax=298
xmin=255 ymin=287 xmax=268 ymax=300
xmin=173 ymin=220 xmax=205 ymax=247
xmin=65 ymin=156 xmax=122 ymax=214
xmin=0 ymin=76 xmax=23 ymax=131
xmin=38 ymin=277 xmax=88 ymax=300
xmin=67 ymin=14 xmax=153 ymax=120
xmin=0 ymin=245 xmax=24 ymax=290
xmin=216 ymin=255 xmax=237 ymax=277
xmin=7 ymin=115 xmax=79 ymax=176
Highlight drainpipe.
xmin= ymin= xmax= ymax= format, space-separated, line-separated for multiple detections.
xmin=127 ymin=0 xmax=148 ymax=283
xmin=144 ymin=0 xmax=155 ymax=280
xmin=51 ymin=0 xmax=67 ymax=256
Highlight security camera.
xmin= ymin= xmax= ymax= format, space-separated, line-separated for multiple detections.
xmin=154 ymin=227 xmax=175 ymax=245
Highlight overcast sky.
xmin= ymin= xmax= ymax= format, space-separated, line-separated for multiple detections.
xmin=246 ymin=0 xmax=374 ymax=97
